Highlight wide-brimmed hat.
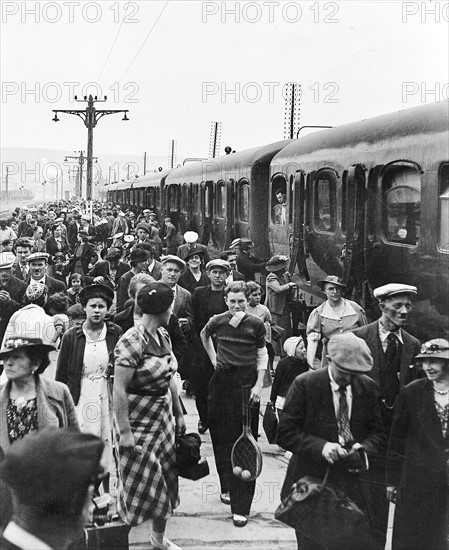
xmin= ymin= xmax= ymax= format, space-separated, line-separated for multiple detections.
xmin=137 ymin=281 xmax=174 ymax=314
xmin=206 ymin=259 xmax=231 ymax=272
xmin=373 ymin=283 xmax=417 ymax=301
xmin=327 ymin=333 xmax=373 ymax=373
xmin=266 ymin=254 xmax=289 ymax=272
xmin=184 ymin=247 xmax=205 ymax=262
xmin=161 ymin=255 xmax=186 ymax=270
xmin=416 ymin=338 xmax=449 ymax=360
xmin=184 ymin=231 xmax=199 ymax=244
xmin=79 ymin=284 xmax=114 ymax=306
xmin=318 ymin=275 xmax=346 ymax=290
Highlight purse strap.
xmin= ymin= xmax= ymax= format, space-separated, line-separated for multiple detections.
xmin=322 ymin=465 xmax=331 ymax=487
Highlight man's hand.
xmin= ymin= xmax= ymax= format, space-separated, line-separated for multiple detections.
xmin=322 ymin=442 xmax=347 ymax=464
xmin=386 ymin=486 xmax=397 ymax=503
xmin=0 ymin=290 xmax=10 ymax=301
xmin=93 ymin=276 xmax=104 ymax=284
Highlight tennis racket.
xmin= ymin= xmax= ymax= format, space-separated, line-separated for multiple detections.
xmin=231 ymin=384 xmax=263 ymax=482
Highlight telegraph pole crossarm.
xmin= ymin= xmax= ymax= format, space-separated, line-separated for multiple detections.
xmin=52 ymin=94 xmax=129 ymax=202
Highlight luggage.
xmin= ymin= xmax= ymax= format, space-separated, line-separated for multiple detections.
xmin=86 ymin=520 xmax=130 ymax=550
xmin=262 ymin=401 xmax=278 ymax=444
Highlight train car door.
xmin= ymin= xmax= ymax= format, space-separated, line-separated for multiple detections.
xmin=268 ymin=173 xmax=291 ymax=255
xmin=290 ymin=170 xmax=311 ymax=283
xmin=341 ymin=164 xmax=367 ymax=301
xmin=200 ymin=181 xmax=214 ymax=246
xmin=180 ymin=183 xmax=191 ymax=233
xmin=234 ymin=179 xmax=250 ymax=239
xmin=213 ymin=179 xmax=233 ymax=251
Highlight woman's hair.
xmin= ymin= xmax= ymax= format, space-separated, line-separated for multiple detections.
xmin=46 ymin=292 xmax=69 ymax=315
xmin=21 ymin=345 xmax=51 ymax=375
xmin=129 ymin=273 xmax=155 ymax=299
xmin=80 ymin=289 xmax=113 ymax=309
xmin=245 ymin=281 xmax=261 ymax=295
xmin=224 ymin=281 xmax=248 ymax=298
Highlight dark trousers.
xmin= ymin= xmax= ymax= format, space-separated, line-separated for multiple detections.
xmin=189 ymin=343 xmax=214 ymax=425
xmin=208 ymin=368 xmax=259 ymax=516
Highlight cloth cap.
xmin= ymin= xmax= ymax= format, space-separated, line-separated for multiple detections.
xmin=318 ymin=275 xmax=346 ymax=290
xmin=206 ymin=259 xmax=231 ymax=272
xmin=229 ymin=238 xmax=241 ymax=249
xmin=129 ymin=248 xmax=150 ymax=263
xmin=327 ymin=332 xmax=373 ymax=373
xmin=137 ymin=281 xmax=174 ymax=314
xmin=416 ymin=338 xmax=449 ymax=360
xmin=161 ymin=255 xmax=186 ymax=269
xmin=1 ymin=428 xmax=103 ymax=517
xmin=27 ymin=252 xmax=50 ymax=263
xmin=105 ymin=247 xmax=121 ymax=260
xmin=0 ymin=252 xmax=16 ymax=269
xmin=184 ymin=231 xmax=199 ymax=244
xmin=283 ymin=336 xmax=306 ymax=357
xmin=266 ymin=254 xmax=289 ymax=272
xmin=373 ymin=283 xmax=417 ymax=301
xmin=136 ymin=222 xmax=151 ymax=233
xmin=79 ymin=284 xmax=114 ymax=306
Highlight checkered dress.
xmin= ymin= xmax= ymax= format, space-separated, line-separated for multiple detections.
xmin=114 ymin=325 xmax=179 ymax=526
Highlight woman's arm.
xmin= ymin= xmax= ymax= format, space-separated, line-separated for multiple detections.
xmin=170 ymin=372 xmax=186 ymax=437
xmin=200 ymin=327 xmax=217 ymax=367
xmin=306 ymin=340 xmax=319 ymax=369
xmin=113 ymin=365 xmax=136 ymax=449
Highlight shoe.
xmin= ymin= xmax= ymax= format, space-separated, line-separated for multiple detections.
xmin=232 ymin=514 xmax=248 ymax=527
xmin=198 ymin=420 xmax=208 ymax=434
xmin=150 ymin=535 xmax=182 ymax=550
xmin=220 ymin=492 xmax=231 ymax=505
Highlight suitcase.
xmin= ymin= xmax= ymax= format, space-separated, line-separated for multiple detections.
xmin=86 ymin=520 xmax=130 ymax=550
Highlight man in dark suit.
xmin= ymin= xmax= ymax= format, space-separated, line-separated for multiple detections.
xmin=26 ymin=252 xmax=67 ymax=296
xmin=115 ymin=248 xmax=149 ymax=313
xmin=221 ymin=249 xmax=245 ymax=283
xmin=277 ymin=332 xmax=385 ymax=550
xmin=191 ymin=259 xmax=231 ymax=434
xmin=160 ymin=255 xmax=193 ymax=333
xmin=67 ymin=214 xmax=81 ymax=248
xmin=352 ymin=283 xmax=420 ymax=550
xmin=12 ymin=238 xmax=33 ymax=281
xmin=85 ymin=247 xmax=130 ymax=290
xmin=0 ymin=253 xmax=28 ymax=344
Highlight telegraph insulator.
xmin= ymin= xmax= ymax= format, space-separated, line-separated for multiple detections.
xmin=224 ymin=146 xmax=232 ymax=154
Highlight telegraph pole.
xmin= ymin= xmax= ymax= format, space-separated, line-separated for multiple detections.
xmin=65 ymin=151 xmax=97 ymax=199
xmin=52 ymin=95 xmax=129 ymax=201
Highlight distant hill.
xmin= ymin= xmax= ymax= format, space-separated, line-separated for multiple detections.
xmin=0 ymin=147 xmax=182 ymax=200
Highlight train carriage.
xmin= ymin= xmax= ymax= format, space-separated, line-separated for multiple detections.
xmin=270 ymin=101 xmax=449 ymax=339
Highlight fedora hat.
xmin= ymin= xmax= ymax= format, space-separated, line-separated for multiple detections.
xmin=318 ymin=275 xmax=346 ymax=290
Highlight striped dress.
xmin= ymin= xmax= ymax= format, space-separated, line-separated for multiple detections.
xmin=114 ymin=325 xmax=179 ymax=526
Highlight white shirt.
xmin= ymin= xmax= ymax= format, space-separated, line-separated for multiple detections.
xmin=328 ymin=367 xmax=352 ymax=446
xmin=30 ymin=275 xmax=46 ymax=285
xmin=225 ymin=272 xmax=235 ymax=285
xmin=3 ymin=521 xmax=53 ymax=550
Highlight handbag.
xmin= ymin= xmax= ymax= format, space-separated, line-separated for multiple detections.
xmin=176 ymin=432 xmax=210 ymax=480
xmin=86 ymin=520 xmax=130 ymax=550
xmin=262 ymin=401 xmax=278 ymax=444
xmin=271 ymin=324 xmax=285 ymax=342
xmin=275 ymin=467 xmax=373 ymax=549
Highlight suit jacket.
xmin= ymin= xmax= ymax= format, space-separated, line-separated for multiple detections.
xmin=12 ymin=263 xmax=28 ymax=281
xmin=277 ymin=368 xmax=385 ymax=500
xmin=85 ymin=260 xmax=130 ymax=289
xmin=148 ymin=260 xmax=163 ymax=281
xmin=0 ymin=276 xmax=27 ymax=341
xmin=193 ymin=284 xmax=228 ymax=334
xmin=28 ymin=275 xmax=67 ymax=296
xmin=0 ymin=376 xmax=78 ymax=451
xmin=352 ymin=321 xmax=420 ymax=398
xmin=32 ymin=238 xmax=46 ymax=253
xmin=173 ymin=284 xmax=193 ymax=333
xmin=67 ymin=221 xmax=80 ymax=247
xmin=116 ymin=269 xmax=136 ymax=312
xmin=46 ymin=235 xmax=70 ymax=257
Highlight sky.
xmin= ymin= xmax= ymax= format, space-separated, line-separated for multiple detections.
xmin=1 ymin=0 xmax=448 ymax=174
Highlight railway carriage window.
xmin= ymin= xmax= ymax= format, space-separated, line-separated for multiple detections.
xmin=439 ymin=163 xmax=449 ymax=251
xmin=138 ymin=189 xmax=145 ymax=207
xmin=313 ymin=169 xmax=337 ymax=232
xmin=217 ymin=181 xmax=226 ymax=218
xmin=383 ymin=163 xmax=421 ymax=246
xmin=168 ymin=186 xmax=179 ymax=212
xmin=271 ymin=174 xmax=287 ymax=225
xmin=238 ymin=182 xmax=249 ymax=222
xmin=204 ymin=185 xmax=210 ymax=217
xmin=147 ymin=188 xmax=155 ymax=209
xmin=288 ymin=175 xmax=294 ymax=223
xmin=181 ymin=184 xmax=189 ymax=213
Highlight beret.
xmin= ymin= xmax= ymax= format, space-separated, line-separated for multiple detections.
xmin=1 ymin=428 xmax=103 ymax=516
xmin=327 ymin=333 xmax=373 ymax=373
xmin=137 ymin=281 xmax=174 ymax=314
xmin=206 ymin=259 xmax=231 ymax=272
xmin=184 ymin=231 xmax=199 ymax=244
xmin=374 ymin=283 xmax=417 ymax=300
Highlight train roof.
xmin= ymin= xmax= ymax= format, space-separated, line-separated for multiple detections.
xmin=272 ymin=102 xmax=449 ymax=164
xmin=105 ymin=170 xmax=171 ymax=192
xmin=165 ymin=139 xmax=293 ymax=183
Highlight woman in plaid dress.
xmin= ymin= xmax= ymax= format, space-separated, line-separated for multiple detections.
xmin=114 ymin=281 xmax=186 ymax=550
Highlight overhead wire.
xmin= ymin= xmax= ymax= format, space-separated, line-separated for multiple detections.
xmin=118 ymin=0 xmax=170 ymax=83
xmin=97 ymin=13 xmax=126 ymax=81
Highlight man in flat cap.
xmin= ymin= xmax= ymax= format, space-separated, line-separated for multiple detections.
xmin=160 ymin=255 xmax=193 ymax=334
xmin=352 ymin=283 xmax=420 ymax=550
xmin=177 ymin=231 xmax=210 ymax=265
xmin=277 ymin=332 xmax=385 ymax=550
xmin=0 ymin=428 xmax=103 ymax=550
xmin=27 ymin=252 xmax=67 ymax=297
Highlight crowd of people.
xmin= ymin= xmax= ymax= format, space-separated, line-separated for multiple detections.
xmin=0 ymin=200 xmax=447 ymax=550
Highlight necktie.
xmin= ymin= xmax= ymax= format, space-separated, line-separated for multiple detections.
xmin=337 ymin=386 xmax=353 ymax=446
xmin=383 ymin=333 xmax=400 ymax=408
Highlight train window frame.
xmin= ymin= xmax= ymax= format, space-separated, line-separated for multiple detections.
xmin=271 ymin=173 xmax=288 ymax=225
xmin=238 ymin=179 xmax=250 ymax=223
xmin=438 ymin=162 xmax=449 ymax=253
xmin=138 ymin=189 xmax=145 ymax=208
xmin=313 ymin=168 xmax=338 ymax=234
xmin=381 ymin=161 xmax=421 ymax=247
xmin=168 ymin=185 xmax=180 ymax=213
xmin=147 ymin=187 xmax=156 ymax=209
xmin=203 ymin=182 xmax=213 ymax=218
xmin=181 ymin=184 xmax=190 ymax=214
xmin=341 ymin=170 xmax=348 ymax=236
xmin=216 ymin=180 xmax=227 ymax=219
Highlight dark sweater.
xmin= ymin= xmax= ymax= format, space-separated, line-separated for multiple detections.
xmin=270 ymin=356 xmax=308 ymax=403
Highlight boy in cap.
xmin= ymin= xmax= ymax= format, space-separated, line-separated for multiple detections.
xmin=277 ymin=332 xmax=385 ymax=550
xmin=352 ymin=283 xmax=420 ymax=550
xmin=0 ymin=428 xmax=104 ymax=550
